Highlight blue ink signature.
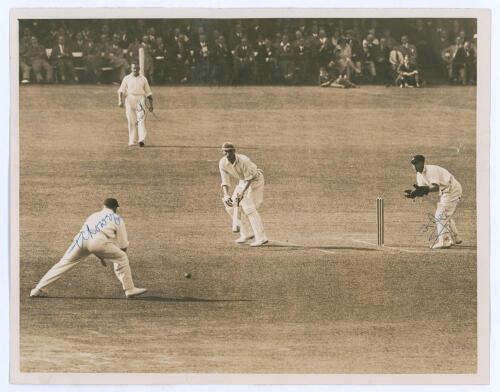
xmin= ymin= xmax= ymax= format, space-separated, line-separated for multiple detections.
xmin=67 ymin=213 xmax=121 ymax=253
xmin=420 ymin=212 xmax=453 ymax=247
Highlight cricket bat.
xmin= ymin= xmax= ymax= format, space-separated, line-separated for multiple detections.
xmin=232 ymin=197 xmax=241 ymax=233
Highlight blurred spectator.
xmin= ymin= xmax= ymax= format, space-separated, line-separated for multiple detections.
xmin=375 ymin=37 xmax=392 ymax=86
xmin=463 ymin=41 xmax=476 ymax=85
xmin=229 ymin=22 xmax=245 ymax=49
xmin=382 ymin=29 xmax=397 ymax=50
xmin=118 ymin=29 xmax=131 ymax=50
xmin=335 ymin=38 xmax=360 ymax=81
xmin=413 ymin=19 xmax=433 ymax=67
xmin=294 ymin=37 xmax=311 ymax=84
xmin=330 ymin=73 xmax=358 ymax=88
xmin=18 ymin=19 xmax=477 ymax=86
xmin=360 ymin=40 xmax=376 ymax=83
xmin=27 ymin=36 xmax=53 ymax=83
xmin=317 ymin=29 xmax=333 ymax=69
xmin=263 ymin=38 xmax=279 ymax=84
xmin=104 ymin=35 xmax=129 ymax=82
xmin=194 ymin=33 xmax=211 ymax=84
xmin=396 ymin=54 xmax=420 ymax=87
xmin=254 ymin=34 xmax=268 ymax=84
xmin=278 ymin=35 xmax=295 ymax=83
xmin=398 ymin=35 xmax=418 ymax=66
xmin=152 ymin=37 xmax=168 ymax=84
xmin=212 ymin=35 xmax=232 ymax=85
xmin=170 ymin=28 xmax=189 ymax=83
xmin=389 ymin=46 xmax=404 ymax=85
xmin=319 ymin=66 xmax=333 ymax=87
xmin=52 ymin=35 xmax=77 ymax=83
xmin=233 ymin=37 xmax=255 ymax=84
xmin=20 ymin=38 xmax=31 ymax=84
xmin=433 ymin=29 xmax=451 ymax=74
xmin=442 ymin=36 xmax=475 ymax=85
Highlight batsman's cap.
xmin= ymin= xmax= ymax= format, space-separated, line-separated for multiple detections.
xmin=411 ymin=154 xmax=425 ymax=164
xmin=221 ymin=142 xmax=236 ymax=151
xmin=104 ymin=198 xmax=120 ymax=209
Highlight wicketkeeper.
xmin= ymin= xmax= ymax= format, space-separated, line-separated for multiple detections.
xmin=405 ymin=155 xmax=463 ymax=249
xmin=219 ymin=142 xmax=268 ymax=247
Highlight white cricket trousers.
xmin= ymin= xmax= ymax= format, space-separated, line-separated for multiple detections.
xmin=125 ymin=94 xmax=147 ymax=145
xmin=224 ymin=173 xmax=267 ymax=242
xmin=33 ymin=233 xmax=135 ymax=292
xmin=434 ymin=183 xmax=462 ymax=247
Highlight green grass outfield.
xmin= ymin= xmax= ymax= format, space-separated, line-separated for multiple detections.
xmin=19 ymin=84 xmax=476 ymax=373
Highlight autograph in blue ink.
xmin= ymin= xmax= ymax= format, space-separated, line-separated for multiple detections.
xmin=67 ymin=213 xmax=121 ymax=253
xmin=420 ymin=212 xmax=453 ymax=247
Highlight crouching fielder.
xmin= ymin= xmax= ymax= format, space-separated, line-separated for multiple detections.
xmin=405 ymin=155 xmax=463 ymax=249
xmin=219 ymin=142 xmax=268 ymax=247
xmin=30 ymin=198 xmax=147 ymax=298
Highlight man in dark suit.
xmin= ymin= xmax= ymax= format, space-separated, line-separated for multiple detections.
xmin=52 ymin=35 xmax=77 ymax=83
xmin=212 ymin=35 xmax=232 ymax=85
xmin=170 ymin=28 xmax=189 ymax=83
xmin=233 ymin=37 xmax=255 ymax=84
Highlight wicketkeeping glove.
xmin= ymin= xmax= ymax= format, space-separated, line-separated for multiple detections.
xmin=404 ymin=184 xmax=430 ymax=199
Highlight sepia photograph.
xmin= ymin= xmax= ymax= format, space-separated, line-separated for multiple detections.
xmin=8 ymin=7 xmax=491 ymax=385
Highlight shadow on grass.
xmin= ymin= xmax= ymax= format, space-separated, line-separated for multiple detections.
xmin=266 ymin=243 xmax=379 ymax=252
xmin=31 ymin=295 xmax=252 ymax=302
xmin=133 ymin=296 xmax=252 ymax=303
xmin=144 ymin=145 xmax=256 ymax=150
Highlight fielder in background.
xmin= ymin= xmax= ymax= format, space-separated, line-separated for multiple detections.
xmin=30 ymin=198 xmax=147 ymax=298
xmin=219 ymin=142 xmax=269 ymax=247
xmin=405 ymin=155 xmax=463 ymax=249
xmin=118 ymin=63 xmax=153 ymax=147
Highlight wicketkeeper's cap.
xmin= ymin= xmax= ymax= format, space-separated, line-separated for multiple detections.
xmin=104 ymin=198 xmax=120 ymax=209
xmin=411 ymin=154 xmax=425 ymax=164
xmin=221 ymin=142 xmax=236 ymax=151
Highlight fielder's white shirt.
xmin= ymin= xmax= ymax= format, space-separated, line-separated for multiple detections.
xmin=118 ymin=74 xmax=153 ymax=97
xmin=77 ymin=207 xmax=129 ymax=249
xmin=416 ymin=164 xmax=461 ymax=195
xmin=219 ymin=153 xmax=261 ymax=187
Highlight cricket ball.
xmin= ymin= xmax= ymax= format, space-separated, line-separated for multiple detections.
xmin=184 ymin=272 xmax=191 ymax=279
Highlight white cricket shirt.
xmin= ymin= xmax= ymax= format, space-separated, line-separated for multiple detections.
xmin=416 ymin=164 xmax=461 ymax=195
xmin=76 ymin=207 xmax=129 ymax=249
xmin=118 ymin=73 xmax=153 ymax=97
xmin=219 ymin=153 xmax=261 ymax=187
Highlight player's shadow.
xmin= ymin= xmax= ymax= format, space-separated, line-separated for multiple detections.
xmin=266 ymin=243 xmax=378 ymax=252
xmin=145 ymin=145 xmax=256 ymax=150
xmin=133 ymin=296 xmax=252 ymax=303
xmin=40 ymin=295 xmax=252 ymax=302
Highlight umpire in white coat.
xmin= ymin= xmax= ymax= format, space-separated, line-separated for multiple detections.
xmin=118 ymin=63 xmax=153 ymax=147
xmin=30 ymin=198 xmax=147 ymax=298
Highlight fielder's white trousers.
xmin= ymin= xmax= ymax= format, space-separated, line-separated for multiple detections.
xmin=125 ymin=94 xmax=147 ymax=145
xmin=33 ymin=233 xmax=135 ymax=292
xmin=434 ymin=183 xmax=462 ymax=247
xmin=224 ymin=173 xmax=267 ymax=242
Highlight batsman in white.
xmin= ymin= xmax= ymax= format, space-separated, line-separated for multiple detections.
xmin=219 ymin=142 xmax=269 ymax=247
xmin=30 ymin=198 xmax=147 ymax=298
xmin=405 ymin=154 xmax=463 ymax=249
xmin=118 ymin=63 xmax=153 ymax=147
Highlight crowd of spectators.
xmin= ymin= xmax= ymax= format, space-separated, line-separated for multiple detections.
xmin=19 ymin=19 xmax=477 ymax=87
